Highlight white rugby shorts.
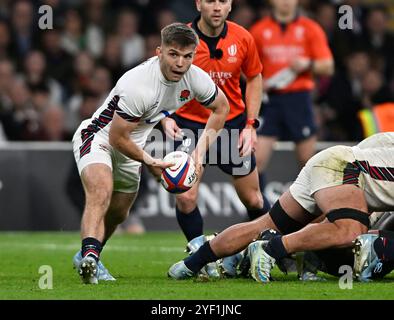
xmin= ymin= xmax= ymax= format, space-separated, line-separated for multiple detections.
xmin=72 ymin=121 xmax=141 ymax=193
xmin=289 ymin=145 xmax=356 ymax=214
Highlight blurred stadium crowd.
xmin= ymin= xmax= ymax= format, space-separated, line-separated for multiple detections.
xmin=0 ymin=0 xmax=393 ymax=143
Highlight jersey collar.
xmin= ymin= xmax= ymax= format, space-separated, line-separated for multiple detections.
xmin=192 ymin=15 xmax=228 ymax=42
xmin=270 ymin=11 xmax=300 ymax=32
xmin=192 ymin=16 xmax=228 ymax=59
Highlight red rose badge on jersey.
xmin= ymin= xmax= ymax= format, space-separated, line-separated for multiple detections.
xmin=179 ymin=90 xmax=190 ymax=102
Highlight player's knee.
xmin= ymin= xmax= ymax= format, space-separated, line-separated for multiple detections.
xmin=327 ymin=208 xmax=370 ymax=246
xmin=176 ymin=191 xmax=198 ymax=213
xmin=242 ymin=191 xmax=263 ymax=210
xmin=85 ymin=186 xmax=112 ymax=209
xmin=333 ymin=227 xmax=364 ymax=247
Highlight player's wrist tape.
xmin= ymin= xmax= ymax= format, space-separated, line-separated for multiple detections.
xmin=326 ymin=208 xmax=370 ymax=228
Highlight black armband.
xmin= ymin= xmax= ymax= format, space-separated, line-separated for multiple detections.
xmin=326 ymin=208 xmax=370 ymax=228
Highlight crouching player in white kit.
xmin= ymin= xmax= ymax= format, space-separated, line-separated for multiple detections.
xmin=72 ymin=23 xmax=230 ymax=284
xmin=168 ymin=132 xmax=394 ymax=283
xmin=238 ymin=212 xmax=394 ymax=282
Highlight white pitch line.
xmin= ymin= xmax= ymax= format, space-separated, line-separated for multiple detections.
xmin=0 ymin=242 xmax=184 ymax=253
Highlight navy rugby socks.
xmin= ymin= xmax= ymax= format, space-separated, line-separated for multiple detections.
xmin=81 ymin=237 xmax=102 ymax=262
xmin=247 ymin=194 xmax=271 ymax=220
xmin=247 ymin=208 xmax=266 ymax=220
xmin=374 ymin=237 xmax=394 ymax=261
xmin=176 ymin=206 xmax=203 ymax=241
xmin=184 ymin=241 xmax=219 ymax=273
xmin=258 ymin=172 xmax=267 ymax=194
xmin=264 ymin=235 xmax=289 ymax=260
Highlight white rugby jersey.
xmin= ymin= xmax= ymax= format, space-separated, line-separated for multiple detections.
xmin=77 ymin=56 xmax=217 ymax=151
xmin=349 ymin=133 xmax=394 ymax=211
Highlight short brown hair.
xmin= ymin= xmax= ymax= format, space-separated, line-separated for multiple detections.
xmin=161 ymin=22 xmax=199 ymax=48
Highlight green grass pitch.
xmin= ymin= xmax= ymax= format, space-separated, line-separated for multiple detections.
xmin=0 ymin=231 xmax=394 ymax=300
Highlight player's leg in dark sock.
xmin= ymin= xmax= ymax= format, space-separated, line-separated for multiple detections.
xmin=368 ymin=228 xmax=394 ymax=278
xmin=313 ymin=247 xmax=354 ymax=277
xmin=258 ymin=172 xmax=267 ymax=194
xmin=176 ymin=206 xmax=203 ymax=241
xmin=247 ymin=194 xmax=272 ymax=220
xmin=81 ymin=237 xmax=102 ymax=261
xmin=374 ymin=234 xmax=394 ymax=261
xmin=264 ymin=235 xmax=289 ymax=260
xmin=184 ymin=241 xmax=219 ymax=273
xmin=247 ymin=207 xmax=266 ymax=220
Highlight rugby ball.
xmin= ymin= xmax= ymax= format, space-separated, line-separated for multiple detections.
xmin=160 ymin=151 xmax=197 ymax=194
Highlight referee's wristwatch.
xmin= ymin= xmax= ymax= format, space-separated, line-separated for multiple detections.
xmin=246 ymin=118 xmax=260 ymax=129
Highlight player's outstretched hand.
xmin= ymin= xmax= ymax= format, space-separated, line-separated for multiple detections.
xmin=161 ymin=117 xmax=184 ymax=140
xmin=147 ymin=158 xmax=175 ymax=182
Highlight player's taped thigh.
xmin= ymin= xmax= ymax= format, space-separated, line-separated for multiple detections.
xmin=269 ymin=200 xmax=305 ymax=234
xmin=326 ymin=208 xmax=370 ymax=228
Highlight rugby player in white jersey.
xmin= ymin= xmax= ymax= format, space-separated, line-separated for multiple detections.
xmin=168 ymin=132 xmax=394 ymax=283
xmin=72 ymin=23 xmax=230 ymax=284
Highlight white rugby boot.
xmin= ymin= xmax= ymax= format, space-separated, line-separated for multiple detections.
xmin=78 ymin=256 xmax=98 ymax=284
xmin=168 ymin=260 xmax=195 ymax=280
xmin=248 ymin=240 xmax=276 ymax=283
xmin=353 ymin=234 xmax=380 ymax=282
xmin=73 ymin=251 xmax=116 ymax=281
xmin=218 ymin=252 xmax=243 ymax=277
xmin=186 ymin=234 xmax=221 ymax=278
